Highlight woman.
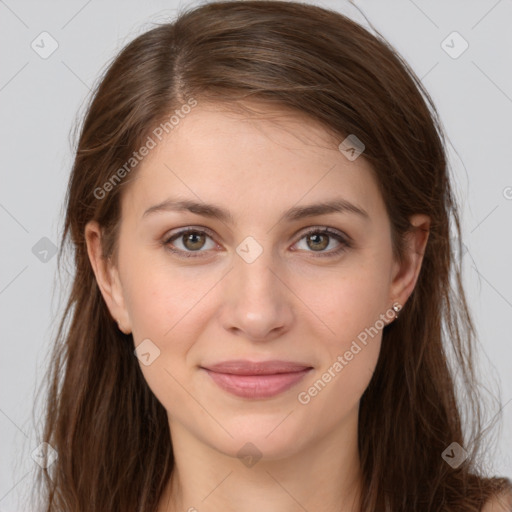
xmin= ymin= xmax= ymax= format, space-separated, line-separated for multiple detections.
xmin=34 ymin=1 xmax=512 ymax=510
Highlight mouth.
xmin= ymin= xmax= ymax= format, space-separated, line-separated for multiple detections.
xmin=200 ymin=360 xmax=313 ymax=399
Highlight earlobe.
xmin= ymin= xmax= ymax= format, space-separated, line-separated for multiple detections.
xmin=84 ymin=221 xmax=132 ymax=334
xmin=390 ymin=214 xmax=430 ymax=309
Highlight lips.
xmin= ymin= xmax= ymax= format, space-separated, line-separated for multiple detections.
xmin=204 ymin=360 xmax=311 ymax=375
xmin=201 ymin=360 xmax=313 ymax=399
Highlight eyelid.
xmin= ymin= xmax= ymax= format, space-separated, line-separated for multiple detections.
xmin=164 ymin=225 xmax=217 ymax=240
xmin=297 ymin=226 xmax=352 ymax=245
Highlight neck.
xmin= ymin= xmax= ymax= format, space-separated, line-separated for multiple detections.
xmin=159 ymin=409 xmax=363 ymax=512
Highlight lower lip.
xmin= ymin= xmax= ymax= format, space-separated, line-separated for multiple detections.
xmin=202 ymin=368 xmax=312 ymax=399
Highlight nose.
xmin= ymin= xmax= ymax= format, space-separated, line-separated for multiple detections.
xmin=218 ymin=248 xmax=295 ymax=342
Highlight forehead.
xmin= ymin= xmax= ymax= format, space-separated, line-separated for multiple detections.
xmin=170 ymin=100 xmax=342 ymax=148
xmin=121 ymin=102 xmax=384 ymax=222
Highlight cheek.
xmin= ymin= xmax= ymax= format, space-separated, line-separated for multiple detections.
xmin=123 ymin=263 xmax=209 ymax=409
xmin=297 ymin=336 xmax=381 ymax=440
xmin=120 ymin=243 xmax=208 ymax=339
xmin=295 ymin=272 xmax=386 ymax=416
xmin=297 ymin=259 xmax=390 ymax=340
xmin=294 ymin=260 xmax=389 ymax=401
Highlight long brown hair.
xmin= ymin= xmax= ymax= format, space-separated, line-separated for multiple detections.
xmin=33 ymin=1 xmax=511 ymax=510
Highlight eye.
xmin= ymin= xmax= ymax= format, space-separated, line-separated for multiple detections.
xmin=163 ymin=226 xmax=351 ymax=259
xmin=163 ymin=227 xmax=217 ymax=258
xmin=293 ymin=227 xmax=351 ymax=257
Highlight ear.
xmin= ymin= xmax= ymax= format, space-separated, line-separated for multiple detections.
xmin=84 ymin=220 xmax=132 ymax=334
xmin=389 ymin=214 xmax=430 ymax=309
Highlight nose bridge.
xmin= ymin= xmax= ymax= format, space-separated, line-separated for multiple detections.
xmin=232 ymin=238 xmax=281 ymax=307
xmin=236 ymin=253 xmax=276 ymax=298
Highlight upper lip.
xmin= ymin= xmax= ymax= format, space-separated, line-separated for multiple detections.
xmin=202 ymin=360 xmax=312 ymax=375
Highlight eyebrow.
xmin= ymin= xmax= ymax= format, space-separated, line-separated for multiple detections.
xmin=142 ymin=197 xmax=370 ymax=223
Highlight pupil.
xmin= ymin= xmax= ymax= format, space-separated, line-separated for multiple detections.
xmin=184 ymin=232 xmax=205 ymax=250
xmin=308 ymin=233 xmax=328 ymax=251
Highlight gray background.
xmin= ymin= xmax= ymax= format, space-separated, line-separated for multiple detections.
xmin=1 ymin=0 xmax=511 ymax=509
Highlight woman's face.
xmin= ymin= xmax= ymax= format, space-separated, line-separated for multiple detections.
xmin=87 ymin=102 xmax=427 ymax=461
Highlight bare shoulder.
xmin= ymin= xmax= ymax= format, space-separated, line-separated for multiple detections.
xmin=481 ymin=489 xmax=512 ymax=512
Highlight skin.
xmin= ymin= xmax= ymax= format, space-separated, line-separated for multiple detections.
xmin=86 ymin=102 xmax=430 ymax=512
xmin=482 ymin=494 xmax=512 ymax=512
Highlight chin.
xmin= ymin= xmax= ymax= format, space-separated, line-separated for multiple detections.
xmin=205 ymin=415 xmax=310 ymax=462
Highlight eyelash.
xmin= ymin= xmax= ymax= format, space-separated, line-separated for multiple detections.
xmin=162 ymin=226 xmax=351 ymax=259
